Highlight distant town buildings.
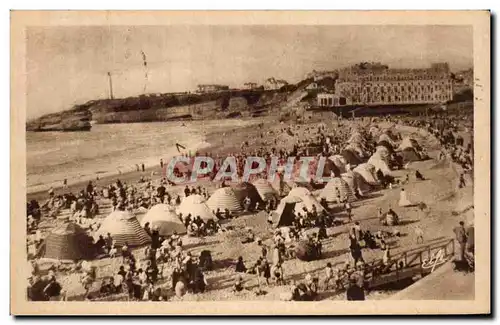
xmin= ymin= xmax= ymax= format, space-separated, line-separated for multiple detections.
xmin=264 ymin=77 xmax=288 ymax=90
xmin=196 ymin=84 xmax=229 ymax=94
xmin=243 ymin=82 xmax=259 ymax=90
xmin=318 ymin=62 xmax=454 ymax=107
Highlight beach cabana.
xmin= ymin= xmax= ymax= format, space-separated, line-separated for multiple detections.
xmin=397 ymin=137 xmax=422 ymax=151
xmin=400 ymin=147 xmax=422 ymax=163
xmin=177 ymin=194 xmax=216 ymax=221
xmin=95 ymin=210 xmax=151 ymax=247
xmin=42 ymin=222 xmax=95 ymax=261
xmin=378 ymin=134 xmax=396 ymax=147
xmin=377 ymin=140 xmax=394 ymax=153
xmin=341 ymin=149 xmax=363 ymax=166
xmin=232 ymin=182 xmax=263 ymax=209
xmin=368 ymin=154 xmax=392 ymax=176
xmin=272 ymin=196 xmax=302 ymax=227
xmin=320 ymin=177 xmax=356 ymax=203
xmin=140 ymin=204 xmax=186 ymax=237
xmin=329 ymin=155 xmax=348 ymax=174
xmin=353 ymin=163 xmax=380 ymax=186
xmin=294 ymin=195 xmax=326 ymax=215
xmin=206 ymin=187 xmax=243 ymax=213
xmin=252 ymin=178 xmax=280 ymax=201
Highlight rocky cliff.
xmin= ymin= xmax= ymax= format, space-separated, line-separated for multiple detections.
xmin=27 ymin=89 xmax=290 ymax=131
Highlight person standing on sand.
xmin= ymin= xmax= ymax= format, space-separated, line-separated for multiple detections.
xmin=453 ymin=221 xmax=468 ymax=262
xmin=142 ymin=163 xmax=145 ymax=172
xmin=160 ymin=159 xmax=164 ymax=169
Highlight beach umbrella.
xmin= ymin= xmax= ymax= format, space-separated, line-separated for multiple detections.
xmin=140 ymin=204 xmax=186 ymax=237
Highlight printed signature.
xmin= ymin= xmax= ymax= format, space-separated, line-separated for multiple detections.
xmin=422 ymin=249 xmax=448 ymax=273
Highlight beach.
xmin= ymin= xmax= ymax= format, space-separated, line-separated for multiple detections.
xmin=26 ymin=116 xmax=475 ymax=302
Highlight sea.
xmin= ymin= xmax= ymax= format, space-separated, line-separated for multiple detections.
xmin=26 ymin=119 xmax=256 ymax=194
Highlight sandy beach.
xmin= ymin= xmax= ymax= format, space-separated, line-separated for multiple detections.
xmin=26 ymin=116 xmax=474 ymax=302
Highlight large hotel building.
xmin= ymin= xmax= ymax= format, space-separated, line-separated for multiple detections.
xmin=317 ymin=63 xmax=454 ymax=107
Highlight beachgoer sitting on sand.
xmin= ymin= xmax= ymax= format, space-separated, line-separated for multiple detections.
xmin=415 ymin=170 xmax=425 ymax=181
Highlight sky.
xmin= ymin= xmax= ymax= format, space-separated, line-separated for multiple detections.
xmin=26 ymin=25 xmax=473 ymax=118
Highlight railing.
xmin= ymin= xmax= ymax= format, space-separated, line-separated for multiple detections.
xmin=366 ymin=238 xmax=455 ymax=289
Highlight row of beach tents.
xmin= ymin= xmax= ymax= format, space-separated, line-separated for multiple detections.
xmin=39 ymin=125 xmax=427 ymax=262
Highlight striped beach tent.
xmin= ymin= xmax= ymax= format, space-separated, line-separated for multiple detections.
xmin=252 ymin=178 xmax=280 ymax=201
xmin=140 ymin=204 xmax=186 ymax=237
xmin=206 ymin=187 xmax=243 ymax=213
xmin=320 ymin=177 xmax=356 ymax=203
xmin=95 ymin=210 xmax=151 ymax=247
xmin=177 ymin=194 xmax=215 ymax=221
xmin=42 ymin=222 xmax=95 ymax=261
xmin=353 ymin=163 xmax=379 ymax=185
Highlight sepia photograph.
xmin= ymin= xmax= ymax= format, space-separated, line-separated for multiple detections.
xmin=10 ymin=10 xmax=490 ymax=315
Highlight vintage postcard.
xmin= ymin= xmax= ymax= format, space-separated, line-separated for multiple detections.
xmin=11 ymin=10 xmax=490 ymax=315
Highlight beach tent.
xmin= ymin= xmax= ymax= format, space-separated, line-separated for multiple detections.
xmin=397 ymin=137 xmax=422 ymax=151
xmin=341 ymin=149 xmax=363 ymax=166
xmin=42 ymin=222 xmax=95 ymax=261
xmin=353 ymin=171 xmax=373 ymax=194
xmin=368 ymin=154 xmax=392 ymax=176
xmin=329 ymin=155 xmax=347 ymax=174
xmin=369 ymin=126 xmax=380 ymax=136
xmin=294 ymin=195 xmax=326 ymax=214
xmin=272 ymin=196 xmax=301 ymax=227
xmin=375 ymin=146 xmax=391 ymax=162
xmin=288 ymin=186 xmax=312 ymax=199
xmin=140 ymin=204 xmax=186 ymax=237
xmin=353 ymin=163 xmax=380 ymax=186
xmin=346 ymin=143 xmax=367 ymax=159
xmin=96 ymin=210 xmax=151 ymax=247
xmin=400 ymin=147 xmax=421 ymax=163
xmin=206 ymin=187 xmax=243 ymax=213
xmin=252 ymin=178 xmax=280 ymax=201
xmin=320 ymin=177 xmax=356 ymax=203
xmin=378 ymin=134 xmax=396 ymax=147
xmin=232 ymin=182 xmax=263 ymax=209
xmin=177 ymin=194 xmax=216 ymax=221
xmin=377 ymin=140 xmax=394 ymax=153
xmin=348 ymin=133 xmax=365 ymax=145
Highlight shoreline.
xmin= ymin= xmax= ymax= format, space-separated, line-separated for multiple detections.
xmin=26 ymin=118 xmax=267 ymax=202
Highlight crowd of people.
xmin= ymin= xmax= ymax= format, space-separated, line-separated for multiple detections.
xmin=26 ymin=108 xmax=475 ymax=302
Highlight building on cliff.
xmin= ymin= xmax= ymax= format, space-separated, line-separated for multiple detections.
xmin=264 ymin=78 xmax=288 ymax=90
xmin=196 ymin=84 xmax=229 ymax=94
xmin=323 ymin=62 xmax=454 ymax=107
xmin=243 ymin=82 xmax=259 ymax=90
